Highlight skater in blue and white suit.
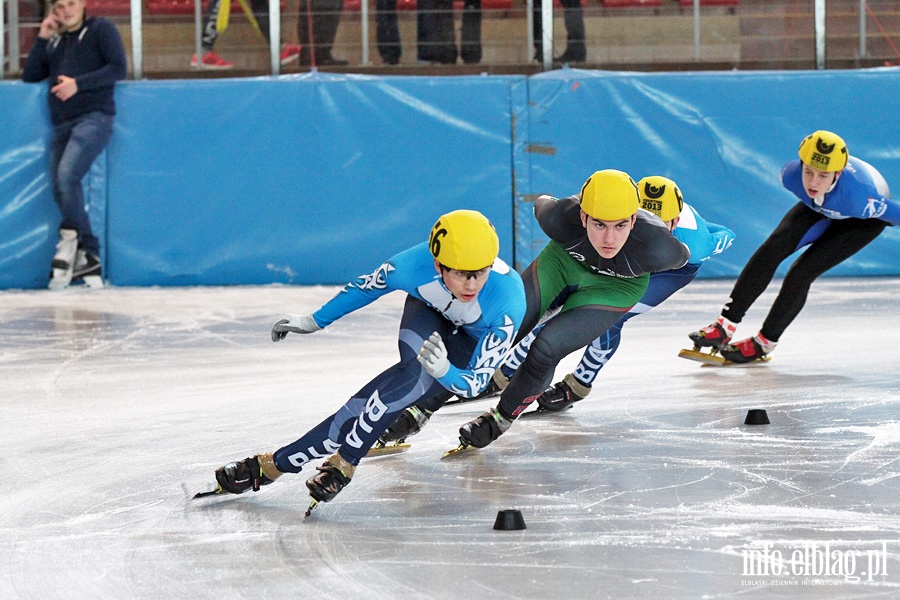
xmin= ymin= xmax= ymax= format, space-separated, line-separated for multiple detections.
xmin=208 ymin=210 xmax=525 ymax=509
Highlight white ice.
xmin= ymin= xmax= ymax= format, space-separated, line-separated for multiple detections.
xmin=2 ymin=278 xmax=899 ymax=599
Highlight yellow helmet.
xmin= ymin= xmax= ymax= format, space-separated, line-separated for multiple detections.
xmin=579 ymin=170 xmax=640 ymax=221
xmin=429 ymin=210 xmax=499 ymax=271
xmin=638 ymin=176 xmax=684 ymax=222
xmin=798 ymin=130 xmax=848 ymax=172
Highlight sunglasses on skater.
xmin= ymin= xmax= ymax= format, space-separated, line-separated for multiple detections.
xmin=441 ymin=265 xmax=491 ymax=282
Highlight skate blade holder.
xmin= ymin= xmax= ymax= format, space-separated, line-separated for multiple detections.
xmin=678 ymin=347 xmax=726 ymax=366
xmin=192 ymin=485 xmax=225 ymax=499
xmin=365 ymin=443 xmax=410 ymax=457
xmin=441 ymin=443 xmax=477 ymax=460
xmin=304 ymin=498 xmax=320 ymax=518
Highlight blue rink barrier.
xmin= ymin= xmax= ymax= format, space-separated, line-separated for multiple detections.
xmin=1 ymin=68 xmax=898 ymax=289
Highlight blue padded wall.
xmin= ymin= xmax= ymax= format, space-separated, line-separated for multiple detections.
xmin=518 ymin=68 xmax=900 ymax=277
xmin=107 ymin=74 xmax=524 ymax=286
xmin=1 ymin=68 xmax=898 ymax=289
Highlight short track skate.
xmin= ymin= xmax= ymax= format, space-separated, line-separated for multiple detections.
xmin=678 ymin=346 xmax=770 ymax=366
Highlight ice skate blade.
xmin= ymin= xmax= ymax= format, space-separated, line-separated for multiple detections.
xmin=441 ymin=444 xmax=477 ymax=459
xmin=365 ymin=443 xmax=410 ymax=457
xmin=519 ymin=405 xmax=573 ymax=419
xmin=708 ymin=355 xmax=771 ymax=367
xmin=192 ymin=485 xmax=225 ymax=499
xmin=304 ymin=498 xmax=320 ymax=518
xmin=678 ymin=348 xmax=726 ymax=366
xmin=445 ymin=391 xmax=501 ymax=405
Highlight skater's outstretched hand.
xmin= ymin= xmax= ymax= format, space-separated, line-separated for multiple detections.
xmin=271 ymin=314 xmax=321 ymax=341
xmin=417 ymin=332 xmax=450 ymax=378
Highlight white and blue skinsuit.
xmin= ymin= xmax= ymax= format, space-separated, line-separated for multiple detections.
xmin=271 ymin=242 xmax=525 ymax=472
xmin=502 ymin=203 xmax=735 ymax=388
xmin=721 ymin=156 xmax=897 ymax=342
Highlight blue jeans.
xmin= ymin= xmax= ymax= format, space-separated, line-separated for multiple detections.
xmin=49 ymin=111 xmax=114 ymax=256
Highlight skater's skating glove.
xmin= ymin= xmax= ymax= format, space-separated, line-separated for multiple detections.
xmin=417 ymin=332 xmax=450 ymax=379
xmin=271 ymin=314 xmax=321 ymax=341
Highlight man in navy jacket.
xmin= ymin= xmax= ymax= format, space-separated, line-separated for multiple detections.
xmin=23 ymin=0 xmax=126 ymax=289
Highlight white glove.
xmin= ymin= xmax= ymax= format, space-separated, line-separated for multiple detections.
xmin=271 ymin=314 xmax=321 ymax=342
xmin=417 ymin=332 xmax=450 ymax=379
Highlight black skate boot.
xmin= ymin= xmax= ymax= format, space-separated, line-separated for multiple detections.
xmin=536 ymin=374 xmax=590 ymax=412
xmin=459 ymin=406 xmax=513 ymax=448
xmin=306 ymin=454 xmax=355 ymax=504
xmin=719 ymin=333 xmax=775 ymax=364
xmin=71 ymin=250 xmax=104 ymax=288
xmin=379 ymin=405 xmax=433 ymax=444
xmin=688 ymin=316 xmax=736 ymax=350
xmin=214 ymin=453 xmax=282 ymax=494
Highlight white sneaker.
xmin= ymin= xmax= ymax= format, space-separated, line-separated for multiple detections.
xmin=52 ymin=229 xmax=78 ymax=270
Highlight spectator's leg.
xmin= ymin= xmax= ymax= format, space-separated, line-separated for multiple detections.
xmin=50 ymin=113 xmax=113 ymax=257
xmin=460 ymin=0 xmax=482 ymax=64
xmin=313 ymin=0 xmax=345 ymax=60
xmin=201 ymin=0 xmax=223 ymax=52
xmin=297 ymin=0 xmax=315 ymax=63
xmin=559 ymin=0 xmax=585 ymax=61
xmin=376 ymin=0 xmax=402 ymax=63
xmin=417 ymin=0 xmax=457 ymax=63
xmin=250 ymin=0 xmax=272 ymax=43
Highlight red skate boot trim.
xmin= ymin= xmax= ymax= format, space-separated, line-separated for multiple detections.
xmin=688 ymin=317 xmax=736 ymax=350
xmin=719 ymin=336 xmax=771 ymax=365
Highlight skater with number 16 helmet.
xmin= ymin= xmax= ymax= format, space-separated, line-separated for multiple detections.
xmin=202 ymin=210 xmax=525 ymax=514
xmin=689 ymin=130 xmax=899 ymax=364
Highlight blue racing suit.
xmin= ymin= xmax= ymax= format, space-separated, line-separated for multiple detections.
xmin=273 ymin=242 xmax=525 ymax=471
xmin=721 ymin=156 xmax=897 ymax=341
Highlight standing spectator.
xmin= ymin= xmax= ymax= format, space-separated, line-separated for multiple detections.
xmin=191 ymin=0 xmax=302 ymax=70
xmin=417 ymin=0 xmax=481 ymax=64
xmin=375 ymin=0 xmax=401 ymax=64
xmin=22 ymin=0 xmax=127 ymax=289
xmin=297 ymin=0 xmax=348 ymax=65
xmin=534 ymin=0 xmax=585 ymax=63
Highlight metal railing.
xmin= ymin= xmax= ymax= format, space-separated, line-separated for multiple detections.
xmin=3 ymin=0 xmax=899 ymax=78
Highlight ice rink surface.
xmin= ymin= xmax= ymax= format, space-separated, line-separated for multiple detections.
xmin=2 ymin=278 xmax=900 ymax=599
